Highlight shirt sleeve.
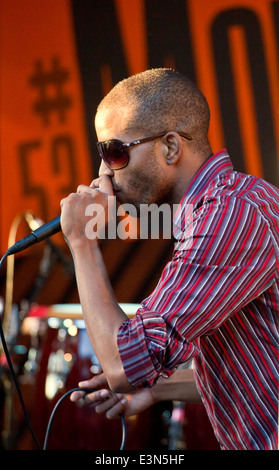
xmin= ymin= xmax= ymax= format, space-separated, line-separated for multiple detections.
xmin=117 ymin=195 xmax=276 ymax=388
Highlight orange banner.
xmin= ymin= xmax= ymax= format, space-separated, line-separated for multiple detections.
xmin=0 ymin=0 xmax=92 ymax=254
xmin=187 ymin=0 xmax=279 ymax=177
xmin=0 ymin=0 xmax=278 ymax=255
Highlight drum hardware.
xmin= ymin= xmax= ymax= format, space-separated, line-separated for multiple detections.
xmin=42 ymin=316 xmax=78 ymax=400
xmin=31 ymin=304 xmax=140 ymax=403
xmin=22 ymin=315 xmax=45 ymax=378
xmin=167 ymin=400 xmax=187 ymax=450
xmin=45 ymin=348 xmax=74 ymax=400
xmin=167 ymin=361 xmax=193 ymax=450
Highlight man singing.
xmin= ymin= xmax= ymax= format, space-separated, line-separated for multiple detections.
xmin=61 ymin=68 xmax=279 ymax=450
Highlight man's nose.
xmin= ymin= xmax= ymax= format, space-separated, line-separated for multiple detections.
xmin=98 ymin=159 xmax=114 ymax=177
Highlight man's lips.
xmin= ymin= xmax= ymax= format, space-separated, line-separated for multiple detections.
xmin=112 ymin=186 xmax=121 ymax=194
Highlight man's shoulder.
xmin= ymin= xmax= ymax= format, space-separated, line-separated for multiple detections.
xmin=207 ymin=170 xmax=279 ymax=209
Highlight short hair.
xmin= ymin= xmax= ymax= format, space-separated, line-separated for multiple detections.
xmin=97 ymin=68 xmax=211 ymax=153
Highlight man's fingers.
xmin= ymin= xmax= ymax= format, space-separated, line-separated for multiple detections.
xmin=84 ymin=389 xmax=110 ymax=403
xmin=70 ymin=373 xmax=112 ymax=405
xmin=95 ymin=394 xmax=127 ymax=419
xmin=90 ymin=178 xmax=100 ymax=189
xmin=98 ymin=176 xmax=113 ymax=195
xmin=70 ymin=386 xmax=127 ymax=420
xmin=79 ymin=373 xmax=108 ymax=390
xmin=70 ymin=390 xmax=86 ymax=402
xmin=92 ymin=175 xmax=114 ymax=196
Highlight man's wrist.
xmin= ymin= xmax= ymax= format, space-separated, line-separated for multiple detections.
xmin=67 ymin=234 xmax=99 ymax=253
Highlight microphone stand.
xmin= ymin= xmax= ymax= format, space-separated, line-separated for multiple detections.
xmin=24 ymin=239 xmax=74 ymax=307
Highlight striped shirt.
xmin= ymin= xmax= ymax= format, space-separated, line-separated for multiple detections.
xmin=117 ymin=150 xmax=279 ymax=450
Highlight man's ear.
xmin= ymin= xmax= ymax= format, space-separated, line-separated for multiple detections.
xmin=162 ymin=132 xmax=183 ymax=165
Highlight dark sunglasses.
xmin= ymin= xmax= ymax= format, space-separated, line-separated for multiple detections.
xmin=97 ymin=131 xmax=193 ymax=170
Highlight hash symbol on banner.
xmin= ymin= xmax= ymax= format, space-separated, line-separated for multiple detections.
xmin=29 ymin=57 xmax=72 ymax=126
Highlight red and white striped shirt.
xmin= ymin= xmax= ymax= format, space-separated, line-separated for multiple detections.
xmin=117 ymin=150 xmax=279 ymax=450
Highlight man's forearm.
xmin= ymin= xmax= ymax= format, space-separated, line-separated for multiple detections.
xmin=72 ymin=239 xmax=133 ymax=392
xmin=152 ymin=368 xmax=201 ymax=403
xmin=59 ymin=180 xmax=134 ymax=392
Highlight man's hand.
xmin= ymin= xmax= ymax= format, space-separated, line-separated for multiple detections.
xmin=60 ymin=175 xmax=115 ymax=247
xmin=70 ymin=373 xmax=156 ymax=420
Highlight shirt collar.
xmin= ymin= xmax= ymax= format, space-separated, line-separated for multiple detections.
xmin=181 ymin=149 xmax=233 ymax=207
xmin=173 ymin=150 xmax=233 ymax=241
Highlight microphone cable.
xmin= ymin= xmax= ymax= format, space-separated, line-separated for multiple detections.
xmin=0 ymin=252 xmax=126 ymax=451
xmin=43 ymin=388 xmax=126 ymax=451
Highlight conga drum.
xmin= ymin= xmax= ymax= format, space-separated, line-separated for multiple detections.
xmin=19 ymin=304 xmax=167 ymax=450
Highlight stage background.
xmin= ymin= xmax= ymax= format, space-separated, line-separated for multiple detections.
xmin=1 ymin=0 xmax=278 ymax=288
xmin=0 ymin=0 xmax=278 ymax=451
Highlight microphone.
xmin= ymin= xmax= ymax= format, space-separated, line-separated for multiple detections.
xmin=6 ymin=215 xmax=61 ymax=256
